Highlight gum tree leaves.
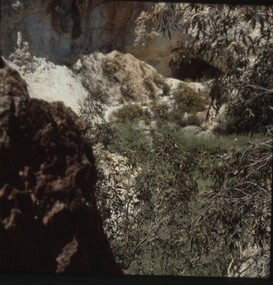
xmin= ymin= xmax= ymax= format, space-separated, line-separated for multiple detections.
xmin=155 ymin=4 xmax=181 ymax=40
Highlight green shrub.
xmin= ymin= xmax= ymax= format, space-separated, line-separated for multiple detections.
xmin=107 ymin=122 xmax=151 ymax=157
xmin=151 ymin=101 xmax=170 ymax=121
xmin=113 ymin=104 xmax=151 ymax=124
xmin=94 ymin=118 xmax=268 ymax=276
xmin=151 ymin=101 xmax=201 ymax=128
xmin=169 ymin=127 xmax=255 ymax=154
xmin=174 ymin=83 xmax=206 ymax=113
xmin=213 ymin=114 xmax=238 ymax=134
xmin=185 ymin=113 xmax=201 ymax=126
xmin=102 ymin=126 xmax=198 ymax=274
xmin=169 ymin=110 xmax=201 ymax=127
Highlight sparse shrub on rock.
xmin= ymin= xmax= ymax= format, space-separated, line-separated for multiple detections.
xmin=173 ymin=83 xmax=207 ymax=113
xmin=113 ymin=104 xmax=151 ymax=124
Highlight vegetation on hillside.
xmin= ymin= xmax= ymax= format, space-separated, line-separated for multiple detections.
xmin=79 ymin=3 xmax=272 ymax=277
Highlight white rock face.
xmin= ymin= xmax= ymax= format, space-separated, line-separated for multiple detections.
xmin=24 ymin=60 xmax=88 ymax=113
xmin=6 ymin=51 xmax=88 ymax=113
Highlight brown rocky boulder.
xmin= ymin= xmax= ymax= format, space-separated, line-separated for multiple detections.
xmin=0 ymin=60 xmax=122 ymax=274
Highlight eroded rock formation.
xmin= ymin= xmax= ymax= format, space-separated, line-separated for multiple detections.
xmin=0 ymin=0 xmax=183 ymax=76
xmin=1 ymin=1 xmax=263 ymax=81
xmin=0 ymin=59 xmax=122 ymax=274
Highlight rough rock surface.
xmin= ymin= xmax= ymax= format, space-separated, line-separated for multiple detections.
xmin=0 ymin=0 xmax=217 ymax=77
xmin=227 ymin=244 xmax=270 ymax=278
xmin=75 ymin=50 xmax=164 ymax=107
xmin=1 ymin=1 xmax=181 ymax=77
xmin=93 ymin=144 xmax=141 ymax=241
xmin=1 ymin=0 xmax=144 ymax=65
xmin=1 ymin=1 xmax=212 ymax=114
xmin=5 ymin=44 xmax=89 ymax=113
xmin=1 ymin=1 xmax=263 ymax=80
xmin=75 ymin=50 xmax=209 ymax=125
xmin=0 ymin=57 xmax=29 ymax=98
xmin=0 ymin=61 xmax=122 ymax=274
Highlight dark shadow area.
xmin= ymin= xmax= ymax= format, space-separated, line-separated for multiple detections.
xmin=171 ymin=57 xmax=223 ymax=81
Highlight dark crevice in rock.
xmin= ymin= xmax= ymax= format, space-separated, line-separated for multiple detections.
xmin=171 ymin=57 xmax=223 ymax=81
xmin=71 ymin=0 xmax=82 ymax=39
xmin=47 ymin=0 xmax=82 ymax=39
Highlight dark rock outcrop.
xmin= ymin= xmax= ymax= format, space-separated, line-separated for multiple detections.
xmin=0 ymin=57 xmax=29 ymax=98
xmin=0 ymin=60 xmax=122 ymax=274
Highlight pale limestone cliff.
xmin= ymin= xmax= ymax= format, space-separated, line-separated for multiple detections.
xmin=0 ymin=1 xmax=187 ymax=77
xmin=1 ymin=1 xmax=143 ymax=63
xmin=1 ymin=1 xmax=263 ymax=79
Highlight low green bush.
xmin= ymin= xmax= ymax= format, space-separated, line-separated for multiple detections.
xmin=213 ymin=113 xmax=239 ymax=134
xmin=106 ymin=122 xmax=151 ymax=157
xmin=153 ymin=125 xmax=255 ymax=154
xmin=174 ymin=83 xmax=207 ymax=113
xmin=151 ymin=101 xmax=170 ymax=121
xmin=113 ymin=104 xmax=151 ymax=124
xmin=187 ymin=113 xmax=201 ymax=126
xmin=169 ymin=110 xmax=201 ymax=127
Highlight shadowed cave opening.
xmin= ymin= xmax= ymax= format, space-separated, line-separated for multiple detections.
xmin=171 ymin=57 xmax=223 ymax=81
